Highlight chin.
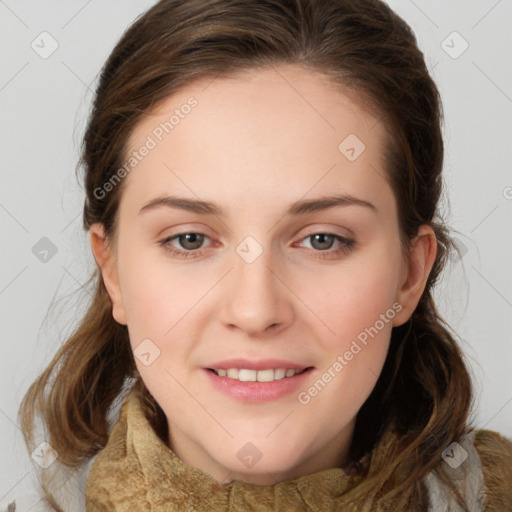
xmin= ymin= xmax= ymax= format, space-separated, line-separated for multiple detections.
xmin=209 ymin=443 xmax=311 ymax=485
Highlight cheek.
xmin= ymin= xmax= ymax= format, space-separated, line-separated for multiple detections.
xmin=293 ymin=245 xmax=401 ymax=414
xmin=118 ymin=255 xmax=198 ymax=404
xmin=116 ymin=247 xmax=212 ymax=394
xmin=117 ymin=246 xmax=200 ymax=339
xmin=295 ymin=258 xmax=399 ymax=429
xmin=305 ymin=248 xmax=402 ymax=347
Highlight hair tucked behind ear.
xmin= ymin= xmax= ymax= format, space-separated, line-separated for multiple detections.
xmin=19 ymin=0 xmax=473 ymax=509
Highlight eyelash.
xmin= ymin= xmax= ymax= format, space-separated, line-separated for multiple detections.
xmin=158 ymin=231 xmax=355 ymax=260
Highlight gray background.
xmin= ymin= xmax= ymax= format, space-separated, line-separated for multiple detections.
xmin=1 ymin=0 xmax=511 ymax=502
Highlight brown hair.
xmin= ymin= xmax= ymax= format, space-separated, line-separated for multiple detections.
xmin=19 ymin=0 xmax=473 ymax=509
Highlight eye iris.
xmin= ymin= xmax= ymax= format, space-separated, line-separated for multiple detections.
xmin=311 ymin=234 xmax=334 ymax=250
xmin=179 ymin=233 xmax=204 ymax=250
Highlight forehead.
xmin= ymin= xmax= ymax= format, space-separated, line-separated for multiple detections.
xmin=129 ymin=63 xmax=382 ymax=148
xmin=120 ymin=63 xmax=393 ymax=219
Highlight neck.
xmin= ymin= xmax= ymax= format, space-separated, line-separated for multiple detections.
xmin=167 ymin=418 xmax=356 ymax=485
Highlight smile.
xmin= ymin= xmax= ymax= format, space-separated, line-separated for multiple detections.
xmin=204 ymin=360 xmax=315 ymax=403
xmin=210 ymin=368 xmax=307 ymax=382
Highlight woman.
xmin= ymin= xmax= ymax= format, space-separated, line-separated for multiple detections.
xmin=5 ymin=0 xmax=512 ymax=510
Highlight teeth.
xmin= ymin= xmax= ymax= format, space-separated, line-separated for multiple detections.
xmin=227 ymin=368 xmax=239 ymax=379
xmin=213 ymin=368 xmax=303 ymax=382
xmin=239 ymin=369 xmax=257 ymax=382
xmin=256 ymin=369 xmax=274 ymax=382
xmin=274 ymin=369 xmax=286 ymax=380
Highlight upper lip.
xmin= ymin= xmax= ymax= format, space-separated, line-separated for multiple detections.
xmin=205 ymin=359 xmax=312 ymax=371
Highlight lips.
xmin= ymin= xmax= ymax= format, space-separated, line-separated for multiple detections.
xmin=204 ymin=359 xmax=314 ymax=402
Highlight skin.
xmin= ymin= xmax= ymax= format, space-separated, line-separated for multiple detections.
xmin=90 ymin=63 xmax=436 ymax=485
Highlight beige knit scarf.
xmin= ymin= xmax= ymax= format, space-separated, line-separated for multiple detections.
xmin=85 ymin=389 xmax=485 ymax=512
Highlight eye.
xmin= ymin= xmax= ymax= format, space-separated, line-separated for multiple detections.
xmin=173 ymin=233 xmax=206 ymax=250
xmin=303 ymin=233 xmax=337 ymax=251
xmin=295 ymin=233 xmax=354 ymax=259
xmin=159 ymin=232 xmax=212 ymax=258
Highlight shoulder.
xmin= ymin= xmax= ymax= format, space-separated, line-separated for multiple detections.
xmin=473 ymin=429 xmax=512 ymax=511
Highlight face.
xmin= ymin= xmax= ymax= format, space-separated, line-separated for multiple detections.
xmin=91 ymin=63 xmax=435 ymax=485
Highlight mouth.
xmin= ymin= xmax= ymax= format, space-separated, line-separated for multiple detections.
xmin=203 ymin=359 xmax=315 ymax=403
xmin=207 ymin=367 xmax=311 ymax=382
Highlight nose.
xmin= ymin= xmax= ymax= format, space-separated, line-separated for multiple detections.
xmin=218 ymin=242 xmax=294 ymax=337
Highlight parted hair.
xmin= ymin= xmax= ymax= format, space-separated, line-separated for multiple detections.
xmin=19 ymin=0 xmax=473 ymax=509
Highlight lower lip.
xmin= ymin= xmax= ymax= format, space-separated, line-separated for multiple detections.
xmin=203 ymin=368 xmax=314 ymax=403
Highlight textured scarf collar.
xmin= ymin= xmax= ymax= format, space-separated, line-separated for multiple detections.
xmin=84 ymin=388 xmax=482 ymax=512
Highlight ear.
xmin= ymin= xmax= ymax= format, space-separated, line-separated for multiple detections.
xmin=392 ymin=225 xmax=437 ymax=326
xmin=89 ymin=223 xmax=127 ymax=325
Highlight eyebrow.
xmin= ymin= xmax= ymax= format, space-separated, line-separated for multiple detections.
xmin=138 ymin=194 xmax=377 ymax=217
